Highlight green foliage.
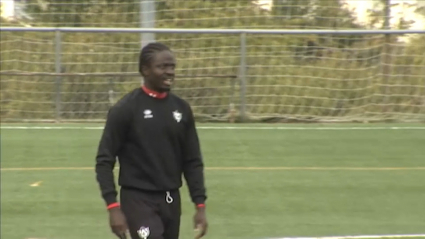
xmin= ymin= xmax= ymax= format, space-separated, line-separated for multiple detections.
xmin=272 ymin=0 xmax=312 ymax=18
xmin=1 ymin=0 xmax=424 ymax=122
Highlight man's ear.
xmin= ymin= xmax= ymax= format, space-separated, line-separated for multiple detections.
xmin=141 ymin=65 xmax=149 ymax=77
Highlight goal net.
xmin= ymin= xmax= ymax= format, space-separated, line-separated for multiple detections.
xmin=1 ymin=0 xmax=424 ymax=123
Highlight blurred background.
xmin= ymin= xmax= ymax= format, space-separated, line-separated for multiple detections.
xmin=1 ymin=0 xmax=424 ymax=123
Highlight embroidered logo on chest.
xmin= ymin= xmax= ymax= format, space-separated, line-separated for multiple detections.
xmin=144 ymin=109 xmax=153 ymax=119
xmin=137 ymin=226 xmax=150 ymax=239
xmin=173 ymin=110 xmax=182 ymax=123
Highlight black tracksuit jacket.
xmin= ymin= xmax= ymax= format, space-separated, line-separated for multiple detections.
xmin=95 ymin=87 xmax=207 ymax=206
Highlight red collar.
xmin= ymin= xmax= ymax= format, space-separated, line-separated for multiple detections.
xmin=141 ymin=85 xmax=168 ymax=99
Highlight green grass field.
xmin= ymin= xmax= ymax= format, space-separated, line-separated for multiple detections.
xmin=1 ymin=123 xmax=425 ymax=239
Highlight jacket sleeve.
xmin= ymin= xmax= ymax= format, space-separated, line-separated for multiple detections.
xmin=95 ymin=103 xmax=131 ymax=206
xmin=182 ymin=104 xmax=207 ymax=205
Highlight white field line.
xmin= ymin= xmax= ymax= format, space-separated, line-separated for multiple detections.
xmin=1 ymin=166 xmax=425 ymax=171
xmin=1 ymin=126 xmax=425 ymax=130
xmin=270 ymin=234 xmax=425 ymax=239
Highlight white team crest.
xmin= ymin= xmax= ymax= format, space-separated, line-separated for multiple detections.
xmin=173 ymin=110 xmax=182 ymax=122
xmin=137 ymin=226 xmax=150 ymax=239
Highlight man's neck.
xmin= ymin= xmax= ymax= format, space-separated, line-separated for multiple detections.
xmin=141 ymin=85 xmax=168 ymax=99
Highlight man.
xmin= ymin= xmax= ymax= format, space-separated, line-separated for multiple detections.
xmin=95 ymin=42 xmax=208 ymax=239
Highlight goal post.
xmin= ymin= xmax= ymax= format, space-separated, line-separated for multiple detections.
xmin=1 ymin=27 xmax=424 ymax=123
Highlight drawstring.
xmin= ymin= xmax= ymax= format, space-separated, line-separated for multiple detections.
xmin=166 ymin=191 xmax=173 ymax=204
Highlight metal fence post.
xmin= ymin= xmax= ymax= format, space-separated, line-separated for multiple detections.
xmin=140 ymin=0 xmax=156 ymax=48
xmin=55 ymin=30 xmax=62 ymax=122
xmin=421 ymin=54 xmax=425 ymax=123
xmin=382 ymin=0 xmax=392 ymax=114
xmin=239 ymin=32 xmax=247 ymax=122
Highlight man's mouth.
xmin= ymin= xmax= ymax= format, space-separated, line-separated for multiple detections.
xmin=163 ymin=79 xmax=173 ymax=86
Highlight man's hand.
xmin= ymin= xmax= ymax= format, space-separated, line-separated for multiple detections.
xmin=109 ymin=207 xmax=129 ymax=239
xmin=194 ymin=207 xmax=208 ymax=239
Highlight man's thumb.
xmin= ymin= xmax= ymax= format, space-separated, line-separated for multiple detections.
xmin=194 ymin=225 xmax=200 ymax=238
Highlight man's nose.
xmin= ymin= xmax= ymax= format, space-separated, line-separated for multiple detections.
xmin=166 ymin=67 xmax=175 ymax=75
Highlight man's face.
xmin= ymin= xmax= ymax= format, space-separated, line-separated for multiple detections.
xmin=143 ymin=50 xmax=176 ymax=92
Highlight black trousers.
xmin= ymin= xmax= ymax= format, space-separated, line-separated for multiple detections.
xmin=120 ymin=187 xmax=181 ymax=239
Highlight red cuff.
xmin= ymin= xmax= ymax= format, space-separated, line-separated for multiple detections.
xmin=196 ymin=204 xmax=205 ymax=208
xmin=107 ymin=202 xmax=120 ymax=210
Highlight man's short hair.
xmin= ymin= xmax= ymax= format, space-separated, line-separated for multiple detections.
xmin=138 ymin=42 xmax=171 ymax=76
